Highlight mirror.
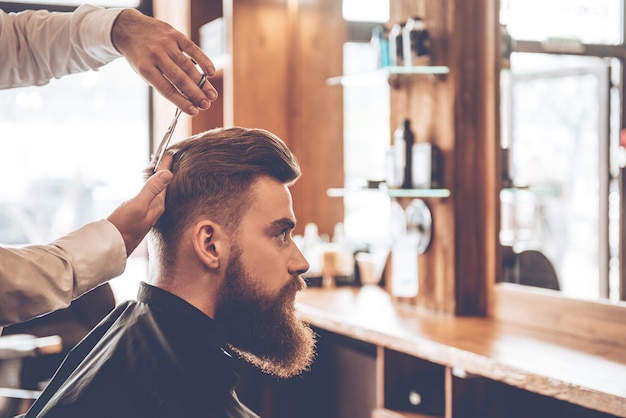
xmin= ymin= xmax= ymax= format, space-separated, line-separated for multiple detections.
xmin=498 ymin=0 xmax=625 ymax=303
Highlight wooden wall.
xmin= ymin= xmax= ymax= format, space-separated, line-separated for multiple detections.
xmin=284 ymin=0 xmax=346 ymax=238
xmin=389 ymin=0 xmax=499 ymax=315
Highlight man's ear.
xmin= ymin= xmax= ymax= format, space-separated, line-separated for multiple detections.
xmin=192 ymin=220 xmax=223 ymax=270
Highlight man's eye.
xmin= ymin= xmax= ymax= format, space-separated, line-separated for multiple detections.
xmin=275 ymin=229 xmax=289 ymax=243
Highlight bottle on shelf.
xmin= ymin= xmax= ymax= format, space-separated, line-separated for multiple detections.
xmin=388 ymin=22 xmax=405 ymax=67
xmin=412 ymin=142 xmax=443 ymax=189
xmin=370 ymin=24 xmax=390 ymax=68
xmin=393 ymin=118 xmax=415 ymax=189
xmin=388 ymin=200 xmax=419 ymax=298
xmin=402 ymin=16 xmax=431 ymax=67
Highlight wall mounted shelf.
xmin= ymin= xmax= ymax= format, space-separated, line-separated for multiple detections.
xmin=501 ymin=185 xmax=562 ymax=198
xmin=326 ymin=66 xmax=450 ymax=87
xmin=327 ymin=188 xmax=451 ymax=199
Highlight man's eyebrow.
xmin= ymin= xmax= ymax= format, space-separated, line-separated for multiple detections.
xmin=269 ymin=218 xmax=296 ymax=230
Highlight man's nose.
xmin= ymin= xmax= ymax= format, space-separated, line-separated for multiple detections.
xmin=290 ymin=245 xmax=310 ymax=276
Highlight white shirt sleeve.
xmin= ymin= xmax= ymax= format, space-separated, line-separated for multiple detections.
xmin=0 ymin=219 xmax=126 ymax=327
xmin=0 ymin=4 xmax=126 ymax=89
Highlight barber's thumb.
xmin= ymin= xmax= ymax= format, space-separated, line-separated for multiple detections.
xmin=146 ymin=170 xmax=173 ymax=197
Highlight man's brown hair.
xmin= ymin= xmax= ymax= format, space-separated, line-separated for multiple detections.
xmin=145 ymin=126 xmax=301 ymax=268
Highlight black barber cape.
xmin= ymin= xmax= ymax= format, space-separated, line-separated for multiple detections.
xmin=23 ymin=282 xmax=260 ymax=418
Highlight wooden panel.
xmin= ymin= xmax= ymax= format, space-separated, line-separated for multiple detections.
xmin=288 ymin=0 xmax=345 ymax=237
xmin=189 ymin=0 xmax=222 ymax=46
xmin=296 ymin=286 xmax=626 ymax=417
xmin=388 ymin=0 xmax=499 ymax=315
xmin=376 ymin=346 xmax=385 ymax=409
xmin=216 ymin=0 xmax=344 ymax=237
xmin=446 ymin=0 xmax=500 ymax=316
xmin=389 ymin=0 xmax=456 ymax=315
xmin=492 ymin=283 xmax=626 ymax=347
xmin=230 ymin=0 xmax=290 ymax=136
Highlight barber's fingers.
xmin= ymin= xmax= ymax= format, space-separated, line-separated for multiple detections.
xmin=154 ymin=45 xmax=218 ymax=115
xmin=176 ymin=38 xmax=217 ymax=98
xmin=111 ymin=10 xmax=217 ymax=116
xmin=107 ymin=168 xmax=173 ymax=256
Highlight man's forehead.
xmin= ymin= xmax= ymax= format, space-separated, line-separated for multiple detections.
xmin=245 ymin=177 xmax=296 ymax=223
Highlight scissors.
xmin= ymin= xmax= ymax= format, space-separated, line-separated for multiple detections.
xmin=153 ymin=73 xmax=208 ymax=173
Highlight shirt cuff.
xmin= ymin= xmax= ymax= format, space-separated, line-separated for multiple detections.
xmin=55 ymin=219 xmax=127 ymax=297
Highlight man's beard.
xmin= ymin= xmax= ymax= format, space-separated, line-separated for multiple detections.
xmin=214 ymin=246 xmax=316 ymax=378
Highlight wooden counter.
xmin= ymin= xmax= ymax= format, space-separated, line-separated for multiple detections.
xmin=296 ymin=286 xmax=626 ymax=417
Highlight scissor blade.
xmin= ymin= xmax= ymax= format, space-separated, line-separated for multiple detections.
xmin=153 ymin=108 xmax=182 ymax=173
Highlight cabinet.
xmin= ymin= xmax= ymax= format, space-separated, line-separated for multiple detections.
xmin=235 ymin=287 xmax=626 ymax=417
xmin=293 ymin=287 xmax=626 ymax=418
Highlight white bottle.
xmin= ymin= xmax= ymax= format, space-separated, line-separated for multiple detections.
xmin=402 ymin=16 xmax=430 ymax=67
xmin=388 ymin=23 xmax=405 ymax=67
xmin=391 ymin=229 xmax=419 ymax=298
xmin=302 ymin=223 xmax=322 ymax=276
xmin=387 ymin=143 xmax=404 ymax=189
xmin=388 ymin=201 xmax=419 ymax=298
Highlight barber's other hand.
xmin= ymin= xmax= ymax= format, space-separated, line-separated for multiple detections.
xmin=111 ymin=9 xmax=218 ymax=116
xmin=108 ymin=153 xmax=173 ymax=256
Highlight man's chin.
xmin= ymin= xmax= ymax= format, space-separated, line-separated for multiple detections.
xmin=229 ymin=322 xmax=317 ymax=379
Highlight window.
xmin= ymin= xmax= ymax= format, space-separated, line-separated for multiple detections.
xmin=499 ymin=0 xmax=626 ymax=302
xmin=342 ymin=0 xmax=389 ymax=23
xmin=0 ymin=3 xmax=151 ymax=302
xmin=501 ymin=0 xmax=623 ymax=45
xmin=341 ymin=0 xmax=391 ymax=249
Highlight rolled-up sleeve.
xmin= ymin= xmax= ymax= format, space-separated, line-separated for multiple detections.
xmin=0 ymin=219 xmax=126 ymax=326
xmin=0 ymin=4 xmax=125 ymax=89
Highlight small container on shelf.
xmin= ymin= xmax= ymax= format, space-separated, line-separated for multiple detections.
xmin=389 ymin=118 xmax=415 ymax=190
xmin=388 ymin=22 xmax=406 ymax=67
xmin=412 ymin=143 xmax=443 ymax=189
xmin=402 ymin=16 xmax=431 ymax=67
xmin=371 ymin=24 xmax=390 ymax=68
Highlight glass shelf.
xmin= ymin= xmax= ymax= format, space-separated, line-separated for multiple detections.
xmin=327 ymin=188 xmax=451 ymax=198
xmin=501 ymin=185 xmax=562 ymax=197
xmin=326 ymin=65 xmax=450 ymax=86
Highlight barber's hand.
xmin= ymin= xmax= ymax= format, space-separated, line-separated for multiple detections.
xmin=107 ymin=153 xmax=173 ymax=256
xmin=111 ymin=9 xmax=218 ymax=116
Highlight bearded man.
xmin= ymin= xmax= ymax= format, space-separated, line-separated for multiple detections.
xmin=21 ymin=127 xmax=316 ymax=418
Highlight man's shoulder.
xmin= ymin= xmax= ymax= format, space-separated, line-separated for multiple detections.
xmin=25 ymin=301 xmax=255 ymax=418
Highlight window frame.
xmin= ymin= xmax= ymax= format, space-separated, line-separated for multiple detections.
xmin=0 ymin=0 xmax=154 ymax=302
xmin=491 ymin=1 xmax=626 ymax=343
